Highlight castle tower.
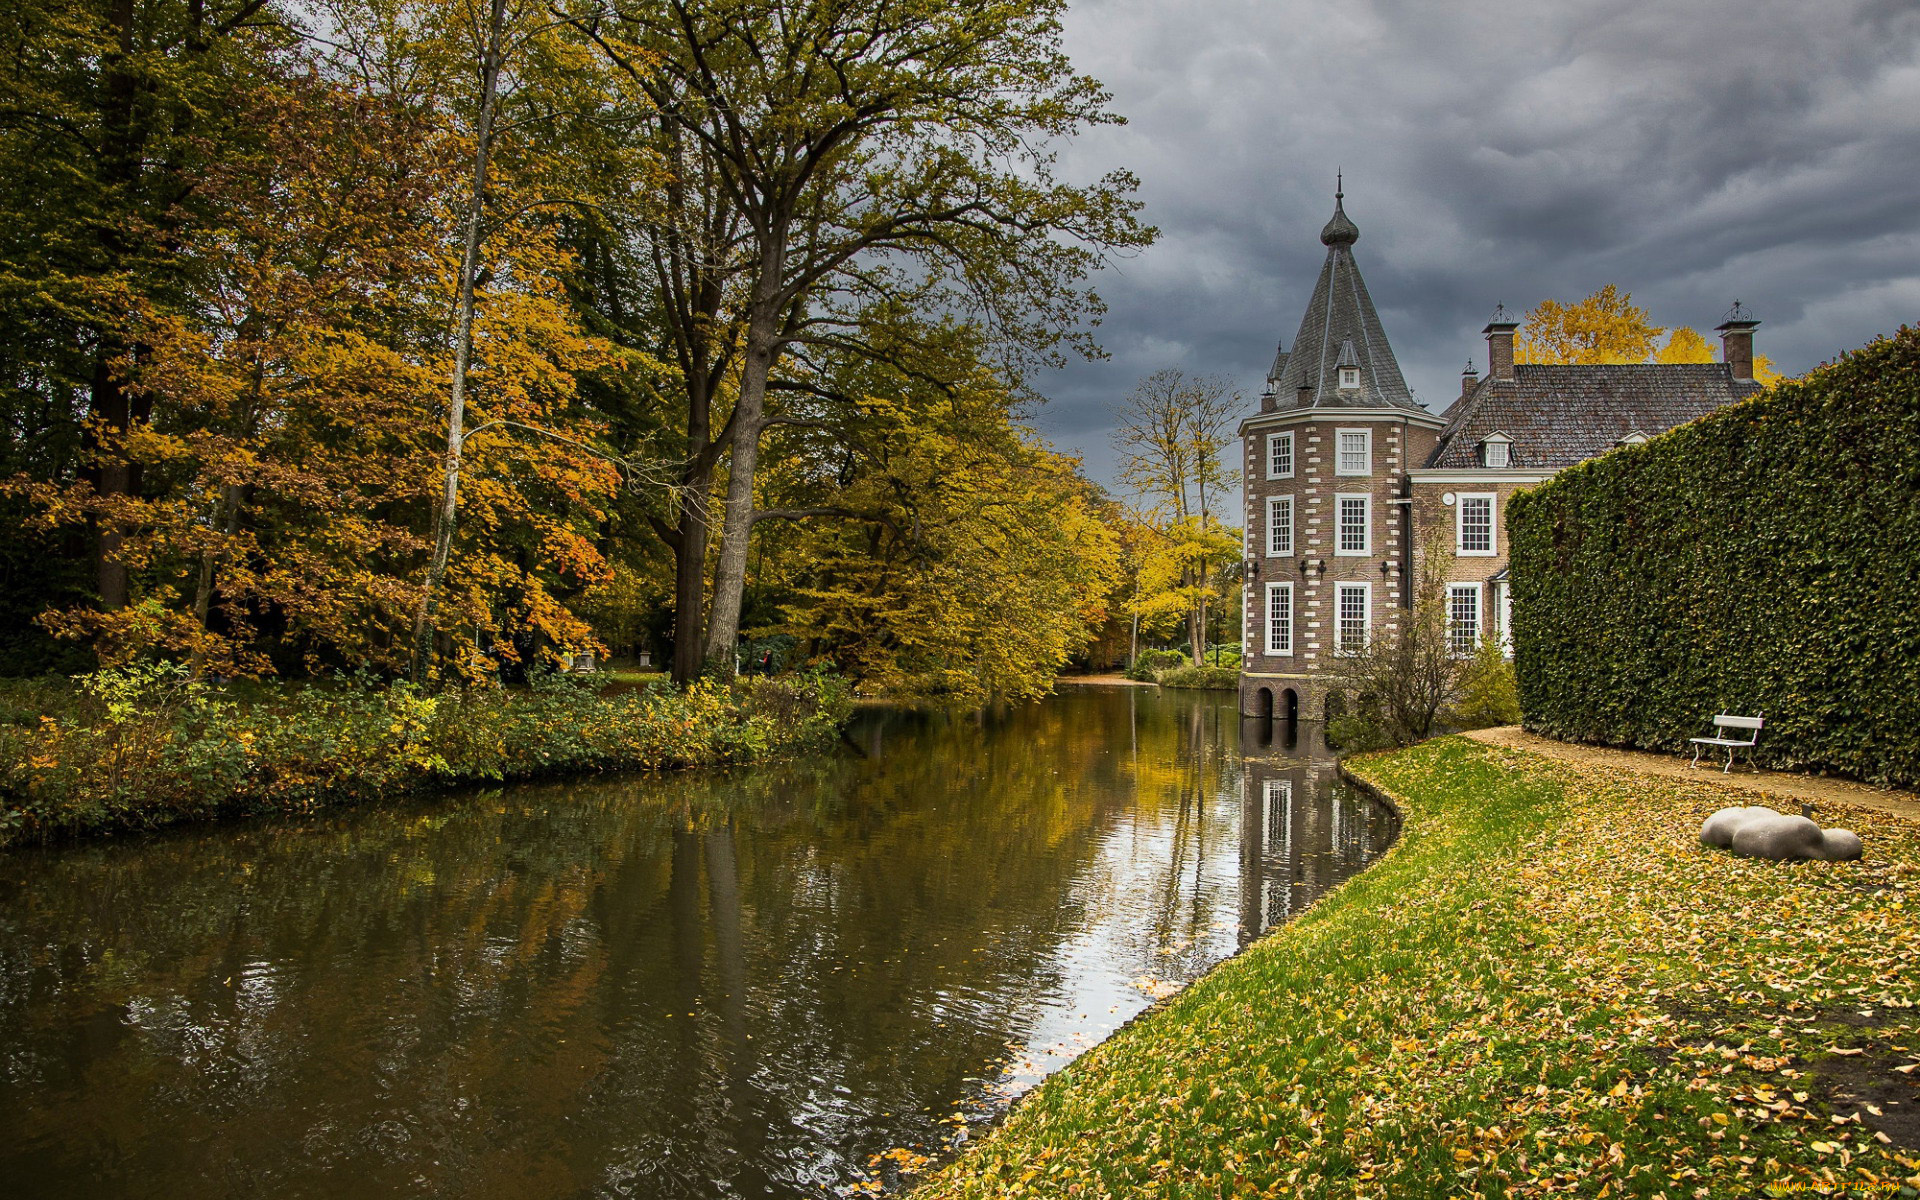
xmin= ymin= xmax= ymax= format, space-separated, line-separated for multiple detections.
xmin=1238 ymin=188 xmax=1446 ymax=720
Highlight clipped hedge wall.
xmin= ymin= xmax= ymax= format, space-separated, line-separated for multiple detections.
xmin=1506 ymin=326 xmax=1920 ymax=788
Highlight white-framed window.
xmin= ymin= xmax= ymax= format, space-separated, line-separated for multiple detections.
xmin=1266 ymin=495 xmax=1293 ymax=556
xmin=1447 ymin=583 xmax=1482 ymax=656
xmin=1335 ymin=582 xmax=1371 ymax=654
xmin=1335 ymin=428 xmax=1372 ymax=475
xmin=1338 ymin=366 xmax=1360 ymax=389
xmin=1264 ymin=581 xmax=1293 ymax=656
xmin=1456 ymin=493 xmax=1496 ymax=555
xmin=1335 ymin=493 xmax=1370 ymax=556
xmin=1266 ymin=431 xmax=1294 ymax=480
xmin=1482 ymin=439 xmax=1510 ymax=468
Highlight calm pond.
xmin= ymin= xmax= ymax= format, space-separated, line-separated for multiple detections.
xmin=0 ymin=683 xmax=1394 ymax=1199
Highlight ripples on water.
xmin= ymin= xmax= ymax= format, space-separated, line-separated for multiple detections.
xmin=0 ymin=684 xmax=1394 ymax=1199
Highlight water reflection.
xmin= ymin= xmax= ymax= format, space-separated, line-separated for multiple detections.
xmin=0 ymin=686 xmax=1391 ymax=1199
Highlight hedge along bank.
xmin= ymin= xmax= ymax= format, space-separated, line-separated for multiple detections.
xmin=1505 ymin=325 xmax=1920 ymax=790
xmin=0 ymin=667 xmax=852 ymax=848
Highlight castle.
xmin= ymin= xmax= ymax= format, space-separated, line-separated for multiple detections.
xmin=1237 ymin=191 xmax=1764 ymax=720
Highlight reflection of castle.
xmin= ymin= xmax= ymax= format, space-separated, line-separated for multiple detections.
xmin=1237 ymin=724 xmax=1395 ymax=946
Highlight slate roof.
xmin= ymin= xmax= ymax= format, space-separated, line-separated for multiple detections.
xmin=1426 ymin=364 xmax=1763 ymax=469
xmin=1265 ymin=195 xmax=1427 ymax=415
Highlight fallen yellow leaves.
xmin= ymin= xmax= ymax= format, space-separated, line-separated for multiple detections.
xmin=909 ymin=738 xmax=1920 ymax=1199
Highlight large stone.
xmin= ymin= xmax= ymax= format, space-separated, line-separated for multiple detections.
xmin=1816 ymin=828 xmax=1864 ymax=862
xmin=1730 ymin=813 xmax=1826 ymax=860
xmin=1700 ymin=806 xmax=1779 ymax=849
xmin=1700 ymin=805 xmax=1866 ymax=862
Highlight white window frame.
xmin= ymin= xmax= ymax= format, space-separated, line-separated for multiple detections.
xmin=1456 ymin=492 xmax=1496 ymax=556
xmin=1482 ymin=439 xmax=1510 ymax=468
xmin=1265 ymin=431 xmax=1294 ymax=480
xmin=1263 ymin=581 xmax=1293 ymax=657
xmin=1335 ymin=427 xmax=1372 ymax=476
xmin=1266 ymin=495 xmax=1293 ymax=557
xmin=1334 ymin=493 xmax=1371 ymax=556
xmin=1447 ymin=582 xmax=1482 ymax=657
xmin=1334 ymin=581 xmax=1372 ymax=654
xmin=1338 ymin=366 xmax=1360 ymax=389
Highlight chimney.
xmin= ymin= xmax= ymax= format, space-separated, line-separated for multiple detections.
xmin=1296 ymin=380 xmax=1313 ymax=407
xmin=1483 ymin=303 xmax=1518 ymax=381
xmin=1260 ymin=383 xmax=1277 ymax=414
xmin=1716 ymin=300 xmax=1760 ymax=382
xmin=1460 ymin=358 xmax=1479 ymax=399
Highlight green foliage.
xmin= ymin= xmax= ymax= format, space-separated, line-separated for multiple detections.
xmin=1507 ymin=326 xmax=1920 ymax=787
xmin=1449 ymin=635 xmax=1522 ymax=729
xmin=1124 ymin=647 xmax=1190 ymax=682
xmin=1326 ymin=710 xmax=1395 ymax=753
xmin=0 ymin=668 xmax=851 ymax=846
xmin=1154 ymin=664 xmax=1236 ymax=691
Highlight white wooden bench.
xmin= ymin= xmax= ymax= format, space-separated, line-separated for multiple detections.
xmin=1690 ymin=714 xmax=1763 ymax=773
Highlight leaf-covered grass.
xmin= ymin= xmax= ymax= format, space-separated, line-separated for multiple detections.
xmin=913 ymin=737 xmax=1920 ymax=1198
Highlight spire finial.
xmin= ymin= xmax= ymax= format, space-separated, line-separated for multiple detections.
xmin=1320 ymin=179 xmax=1359 ymax=247
xmin=1336 ymin=169 xmax=1343 ymax=200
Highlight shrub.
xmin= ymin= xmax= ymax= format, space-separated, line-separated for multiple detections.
xmin=1124 ymin=648 xmax=1190 ymax=682
xmin=1326 ymin=712 xmax=1394 ymax=753
xmin=1156 ymin=664 xmax=1238 ymax=691
xmin=1450 ymin=635 xmax=1522 ymax=729
xmin=1507 ymin=326 xmax=1920 ymax=787
xmin=0 ymin=667 xmax=853 ymax=847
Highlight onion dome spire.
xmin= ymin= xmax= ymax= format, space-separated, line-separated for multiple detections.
xmin=1320 ymin=173 xmax=1358 ymax=247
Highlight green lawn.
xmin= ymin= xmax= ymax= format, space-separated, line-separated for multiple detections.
xmin=912 ymin=737 xmax=1920 ymax=1199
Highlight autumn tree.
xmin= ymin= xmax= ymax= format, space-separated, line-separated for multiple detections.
xmin=750 ymin=321 xmax=1121 ymax=703
xmin=10 ymin=0 xmax=638 ymax=677
xmin=1518 ymin=285 xmax=1781 ymax=381
xmin=1110 ymin=368 xmax=1240 ymax=663
xmin=573 ymin=0 xmax=1153 ymax=676
xmin=0 ymin=0 xmax=300 ymax=669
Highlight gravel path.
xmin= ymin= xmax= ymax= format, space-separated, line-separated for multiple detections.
xmin=1463 ymin=725 xmax=1920 ymax=824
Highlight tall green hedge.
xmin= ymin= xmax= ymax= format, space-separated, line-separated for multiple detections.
xmin=1506 ymin=326 xmax=1920 ymax=788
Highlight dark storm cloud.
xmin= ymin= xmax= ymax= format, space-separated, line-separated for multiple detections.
xmin=1035 ymin=0 xmax=1920 ymax=490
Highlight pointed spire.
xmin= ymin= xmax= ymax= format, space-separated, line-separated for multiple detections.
xmin=1320 ymin=177 xmax=1359 ymax=247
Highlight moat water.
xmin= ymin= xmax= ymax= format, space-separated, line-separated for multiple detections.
xmin=0 ymin=684 xmax=1394 ymax=1199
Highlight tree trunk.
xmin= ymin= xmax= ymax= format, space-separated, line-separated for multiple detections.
xmin=188 ymin=484 xmax=245 ymax=675
xmin=700 ymin=290 xmax=782 ymax=671
xmin=669 ymin=480 xmax=712 ymax=683
xmin=1186 ymin=566 xmax=1204 ymax=665
xmin=411 ymin=0 xmax=507 ymax=684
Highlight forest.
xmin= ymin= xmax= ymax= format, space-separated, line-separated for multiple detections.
xmin=0 ymin=0 xmax=1177 ymax=703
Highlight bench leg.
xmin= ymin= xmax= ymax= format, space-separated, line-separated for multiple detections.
xmin=1723 ymin=746 xmax=1734 ymax=774
xmin=1690 ymin=744 xmax=1702 ymax=769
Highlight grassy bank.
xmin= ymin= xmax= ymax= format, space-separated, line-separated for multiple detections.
xmin=914 ymin=737 xmax=1920 ymax=1198
xmin=0 ymin=667 xmax=851 ymax=848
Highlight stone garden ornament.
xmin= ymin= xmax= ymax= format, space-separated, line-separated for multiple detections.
xmin=1699 ymin=805 xmax=1863 ymax=862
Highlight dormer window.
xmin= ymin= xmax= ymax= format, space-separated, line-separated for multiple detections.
xmin=1617 ymin=430 xmax=1650 ymax=447
xmin=1334 ymin=337 xmax=1361 ymax=390
xmin=1479 ymin=432 xmax=1513 ymax=468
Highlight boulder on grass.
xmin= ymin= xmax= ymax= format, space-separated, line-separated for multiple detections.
xmin=1730 ymin=813 xmax=1825 ymax=861
xmin=1700 ymin=805 xmax=1866 ymax=862
xmin=1817 ymin=828 xmax=1864 ymax=862
xmin=1700 ymin=806 xmax=1780 ymax=849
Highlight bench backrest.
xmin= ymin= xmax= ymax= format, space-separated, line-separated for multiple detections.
xmin=1714 ymin=714 xmax=1764 ymax=733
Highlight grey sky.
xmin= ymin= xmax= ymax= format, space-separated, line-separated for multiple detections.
xmin=1035 ymin=0 xmax=1920 ymax=493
